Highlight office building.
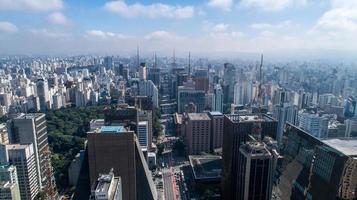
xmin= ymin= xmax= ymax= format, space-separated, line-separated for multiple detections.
xmin=344 ymin=96 xmax=356 ymax=118
xmin=272 ymin=103 xmax=298 ymax=144
xmin=177 ymin=83 xmax=206 ymax=113
xmin=0 ymin=144 xmax=40 ymax=200
xmin=298 ymin=111 xmax=329 ymax=138
xmin=235 ymin=141 xmax=274 ymax=200
xmin=208 ymin=112 xmax=224 ymax=151
xmin=90 ymin=169 xmax=122 ymax=200
xmin=137 ymin=121 xmax=148 ymax=151
xmin=0 ymin=123 xmax=9 ymax=144
xmin=137 ymin=110 xmax=153 ymax=151
xmin=345 ymin=118 xmax=357 ymax=137
xmin=139 ymin=80 xmax=159 ymax=108
xmin=11 ymin=113 xmax=56 ymax=197
xmin=222 ymin=114 xmax=277 ymax=200
xmin=223 ymin=63 xmax=236 ymax=104
xmin=274 ymin=124 xmax=357 ymax=199
xmin=0 ymin=164 xmax=21 ymax=200
xmin=36 ymin=79 xmax=50 ymax=111
xmin=87 ymin=126 xmax=157 ymax=200
xmin=185 ymin=113 xmax=211 ymax=154
xmin=212 ymin=84 xmax=223 ymax=113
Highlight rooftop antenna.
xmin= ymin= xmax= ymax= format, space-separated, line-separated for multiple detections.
xmin=173 ymin=49 xmax=176 ymax=66
xmin=188 ymin=51 xmax=191 ymax=78
xmin=154 ymin=52 xmax=157 ymax=69
xmin=258 ymin=54 xmax=263 ymax=110
xmin=137 ymin=45 xmax=140 ymax=67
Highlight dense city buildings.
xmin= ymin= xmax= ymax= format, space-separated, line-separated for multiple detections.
xmin=0 ymin=35 xmax=357 ymax=199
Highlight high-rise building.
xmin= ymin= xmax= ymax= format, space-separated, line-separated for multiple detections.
xmin=208 ymin=112 xmax=223 ymax=151
xmin=87 ymin=126 xmax=157 ymax=200
xmin=185 ymin=113 xmax=211 ymax=154
xmin=235 ymin=141 xmax=274 ymax=200
xmin=0 ymin=123 xmax=9 ymax=144
xmin=137 ymin=110 xmax=153 ymax=151
xmin=90 ymin=169 xmax=122 ymax=200
xmin=104 ymin=56 xmax=113 ymax=70
xmin=345 ymin=118 xmax=357 ymax=137
xmin=0 ymin=144 xmax=40 ymax=200
xmin=11 ymin=113 xmax=56 ymax=196
xmin=212 ymin=84 xmax=223 ymax=113
xmin=274 ymin=123 xmax=357 ymax=200
xmin=137 ymin=121 xmax=148 ymax=151
xmin=223 ymin=63 xmax=236 ymax=104
xmin=222 ymin=114 xmax=277 ymax=200
xmin=36 ymin=79 xmax=50 ymax=111
xmin=298 ymin=111 xmax=329 ymax=138
xmin=139 ymin=63 xmax=147 ymax=81
xmin=344 ymin=96 xmax=356 ymax=118
xmin=272 ymin=103 xmax=298 ymax=144
xmin=177 ymin=83 xmax=206 ymax=113
xmin=0 ymin=164 xmax=21 ymax=200
xmin=139 ymin=80 xmax=159 ymax=108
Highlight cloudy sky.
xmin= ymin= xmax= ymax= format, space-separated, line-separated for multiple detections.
xmin=0 ymin=0 xmax=356 ymax=57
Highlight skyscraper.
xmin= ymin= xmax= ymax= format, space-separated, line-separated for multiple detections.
xmin=274 ymin=123 xmax=357 ymax=200
xmin=0 ymin=164 xmax=21 ymax=200
xmin=0 ymin=144 xmax=40 ymax=200
xmin=36 ymin=79 xmax=50 ymax=111
xmin=235 ymin=141 xmax=274 ymax=200
xmin=272 ymin=103 xmax=298 ymax=144
xmin=87 ymin=126 xmax=157 ymax=200
xmin=212 ymin=84 xmax=223 ymax=113
xmin=177 ymin=83 xmax=206 ymax=113
xmin=11 ymin=113 xmax=56 ymax=197
xmin=208 ymin=112 xmax=224 ymax=151
xmin=222 ymin=114 xmax=277 ymax=200
xmin=137 ymin=121 xmax=148 ymax=151
xmin=185 ymin=113 xmax=211 ymax=154
xmin=344 ymin=96 xmax=356 ymax=118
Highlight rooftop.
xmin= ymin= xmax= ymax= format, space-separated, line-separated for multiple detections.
xmin=98 ymin=126 xmax=126 ymax=133
xmin=226 ymin=114 xmax=275 ymax=123
xmin=189 ymin=155 xmax=222 ymax=181
xmin=209 ymin=111 xmax=223 ymax=116
xmin=187 ymin=113 xmax=210 ymax=121
xmin=323 ymin=138 xmax=357 ymax=157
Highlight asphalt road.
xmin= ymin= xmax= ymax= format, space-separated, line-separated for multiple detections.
xmin=163 ymin=169 xmax=175 ymax=200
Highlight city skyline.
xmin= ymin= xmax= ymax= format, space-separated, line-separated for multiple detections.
xmin=0 ymin=0 xmax=357 ymax=59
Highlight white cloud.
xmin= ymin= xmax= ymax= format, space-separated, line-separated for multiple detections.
xmin=104 ymin=0 xmax=194 ymax=19
xmin=48 ymin=12 xmax=68 ymax=25
xmin=144 ymin=31 xmax=180 ymax=40
xmin=240 ymin=0 xmax=291 ymax=11
xmin=212 ymin=23 xmax=229 ymax=32
xmin=86 ymin=30 xmax=128 ymax=39
xmin=311 ymin=0 xmax=357 ymax=39
xmin=0 ymin=0 xmax=63 ymax=11
xmin=251 ymin=20 xmax=295 ymax=29
xmin=31 ymin=28 xmax=69 ymax=38
xmin=207 ymin=0 xmax=233 ymax=11
xmin=0 ymin=21 xmax=18 ymax=33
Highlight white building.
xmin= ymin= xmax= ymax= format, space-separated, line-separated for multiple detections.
xmin=137 ymin=121 xmax=148 ymax=151
xmin=0 ymin=164 xmax=21 ymax=200
xmin=139 ymin=80 xmax=158 ymax=108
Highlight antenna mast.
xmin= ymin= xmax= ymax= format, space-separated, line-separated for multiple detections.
xmin=188 ymin=52 xmax=191 ymax=78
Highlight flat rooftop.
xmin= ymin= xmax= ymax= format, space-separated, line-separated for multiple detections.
xmin=99 ymin=126 xmax=126 ymax=133
xmin=209 ymin=111 xmax=223 ymax=116
xmin=323 ymin=138 xmax=357 ymax=157
xmin=226 ymin=114 xmax=275 ymax=123
xmin=189 ymin=155 xmax=222 ymax=181
xmin=187 ymin=113 xmax=210 ymax=121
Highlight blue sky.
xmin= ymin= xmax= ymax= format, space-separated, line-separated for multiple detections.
xmin=0 ymin=0 xmax=356 ymax=56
